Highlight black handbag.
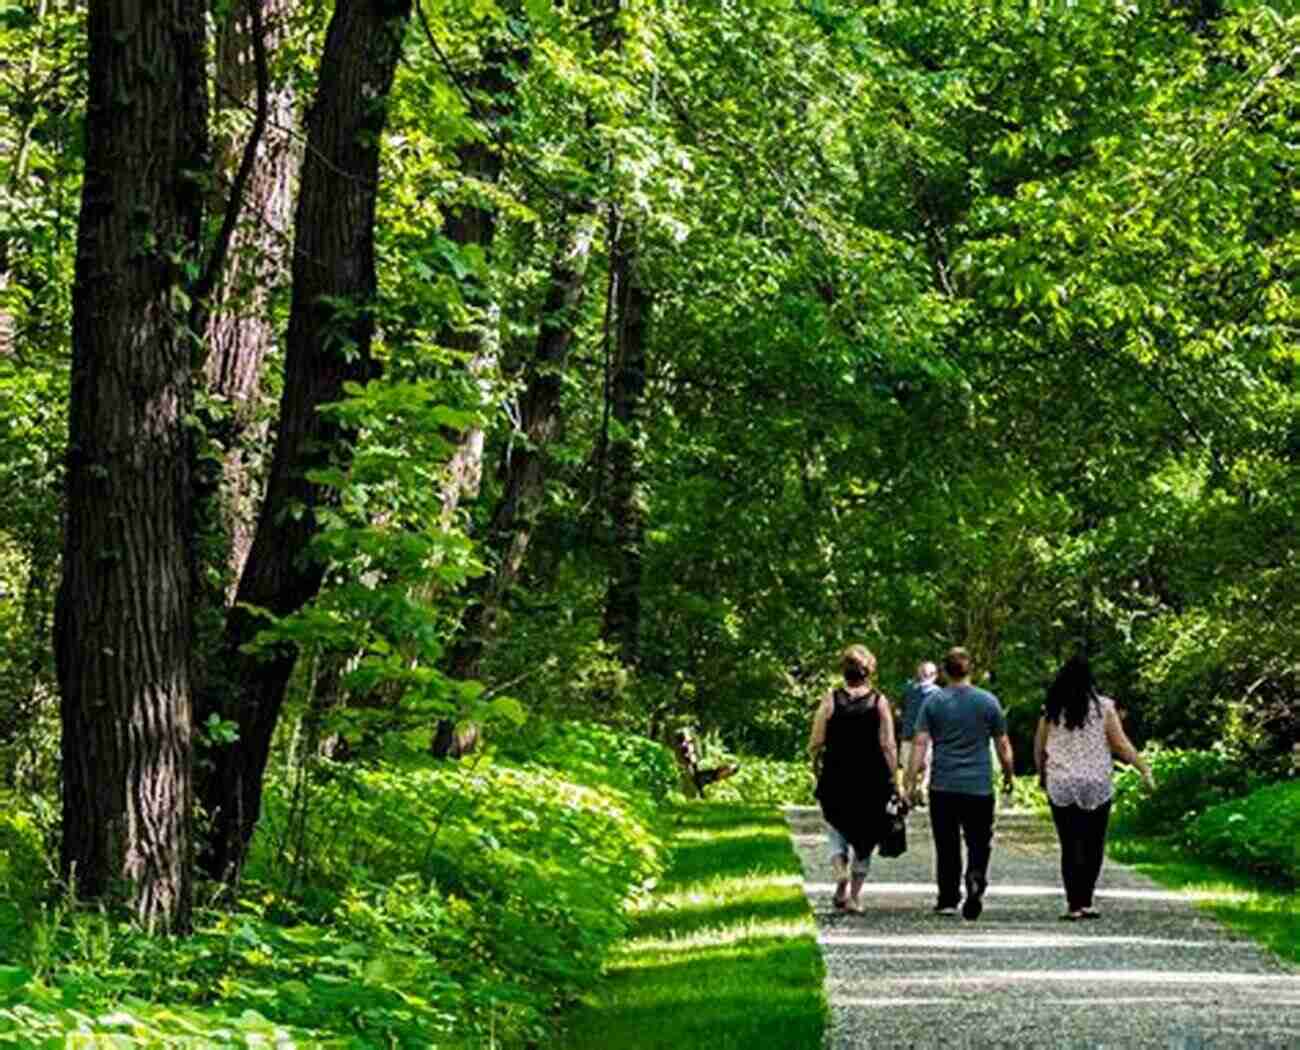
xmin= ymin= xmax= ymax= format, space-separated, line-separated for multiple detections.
xmin=877 ymin=794 xmax=908 ymax=858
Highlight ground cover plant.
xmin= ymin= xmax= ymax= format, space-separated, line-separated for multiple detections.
xmin=1184 ymin=779 xmax=1300 ymax=888
xmin=0 ymin=723 xmax=672 ymax=1048
xmin=703 ymin=757 xmax=817 ymax=807
xmin=558 ymin=802 xmax=827 ymax=1050
xmin=1110 ymin=748 xmax=1257 ymax=834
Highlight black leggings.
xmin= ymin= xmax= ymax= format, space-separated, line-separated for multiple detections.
xmin=1049 ymin=800 xmax=1112 ymax=911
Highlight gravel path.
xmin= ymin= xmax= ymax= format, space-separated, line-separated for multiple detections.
xmin=785 ymin=805 xmax=1300 ymax=1050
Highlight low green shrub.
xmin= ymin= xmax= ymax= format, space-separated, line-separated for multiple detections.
xmin=0 ymin=799 xmax=46 ymax=954
xmin=510 ymin=720 xmax=679 ymax=807
xmin=0 ymin=721 xmax=670 ymax=1049
xmin=1112 ymin=747 xmax=1254 ymax=834
xmin=1004 ymin=776 xmax=1050 ymax=813
xmin=708 ymin=757 xmax=816 ymax=806
xmin=240 ymin=753 xmax=665 ymax=1045
xmin=1184 ymin=779 xmax=1300 ymax=887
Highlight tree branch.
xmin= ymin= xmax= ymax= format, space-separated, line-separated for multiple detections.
xmin=189 ymin=0 xmax=270 ymax=338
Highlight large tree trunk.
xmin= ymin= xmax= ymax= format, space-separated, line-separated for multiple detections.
xmin=601 ymin=221 xmax=649 ymax=667
xmin=56 ymin=0 xmax=208 ymax=933
xmin=436 ymin=31 xmax=525 ymax=526
xmin=194 ymin=0 xmax=411 ymax=885
xmin=204 ymin=0 xmax=302 ymax=585
xmin=446 ymin=210 xmax=597 ymax=681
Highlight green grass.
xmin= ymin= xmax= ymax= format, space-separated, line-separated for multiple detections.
xmin=1109 ymin=833 xmax=1300 ymax=966
xmin=556 ymin=802 xmax=827 ymax=1050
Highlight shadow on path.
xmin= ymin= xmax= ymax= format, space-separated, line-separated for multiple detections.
xmin=786 ymin=805 xmax=1300 ymax=1049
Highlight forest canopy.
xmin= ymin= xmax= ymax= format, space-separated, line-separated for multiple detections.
xmin=0 ymin=0 xmax=1297 ymax=932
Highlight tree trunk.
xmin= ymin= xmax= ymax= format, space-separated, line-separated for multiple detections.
xmin=444 ymin=0 xmax=622 ymax=683
xmin=601 ymin=221 xmax=649 ymax=667
xmin=56 ymin=0 xmax=208 ymax=932
xmin=194 ymin=0 xmax=411 ymax=885
xmin=436 ymin=33 xmax=524 ymax=526
xmin=446 ymin=210 xmax=597 ymax=681
xmin=204 ymin=0 xmax=302 ymax=585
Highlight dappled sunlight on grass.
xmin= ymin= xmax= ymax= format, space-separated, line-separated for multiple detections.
xmin=673 ymin=824 xmax=792 ymax=843
xmin=631 ymin=883 xmax=810 ymax=939
xmin=640 ymin=870 xmax=803 ymax=905
xmin=558 ymin=802 xmax=826 ymax=1050
xmin=621 ymin=918 xmax=818 ymax=957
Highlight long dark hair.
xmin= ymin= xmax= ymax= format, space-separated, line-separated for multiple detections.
xmin=1045 ymin=654 xmax=1100 ymax=730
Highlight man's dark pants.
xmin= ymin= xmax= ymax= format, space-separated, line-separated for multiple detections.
xmin=929 ymin=790 xmax=995 ymax=907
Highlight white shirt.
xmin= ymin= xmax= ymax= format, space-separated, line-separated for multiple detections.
xmin=1044 ymin=696 xmax=1115 ymax=810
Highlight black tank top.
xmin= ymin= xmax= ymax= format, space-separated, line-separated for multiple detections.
xmin=821 ymin=688 xmax=891 ymax=792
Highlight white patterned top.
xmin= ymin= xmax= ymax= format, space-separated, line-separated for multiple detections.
xmin=1044 ymin=696 xmax=1115 ymax=810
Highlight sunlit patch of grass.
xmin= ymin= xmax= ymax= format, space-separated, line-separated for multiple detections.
xmin=1110 ymin=833 xmax=1300 ymax=966
xmin=557 ymin=802 xmax=827 ymax=1050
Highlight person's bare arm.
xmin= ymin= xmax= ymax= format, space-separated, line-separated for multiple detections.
xmin=905 ymin=730 xmax=930 ymax=795
xmin=995 ymin=734 xmax=1015 ymax=790
xmin=1034 ymin=717 xmax=1049 ymax=787
xmin=877 ymin=695 xmax=898 ymax=778
xmin=808 ymin=692 xmax=833 ymax=770
xmin=1104 ymin=704 xmax=1154 ymax=789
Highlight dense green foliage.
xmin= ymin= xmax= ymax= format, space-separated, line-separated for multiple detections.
xmin=1 ymin=0 xmax=1298 ymax=1039
xmin=3 ymin=0 xmax=1297 ymax=767
xmin=560 ymin=803 xmax=826 ymax=1050
xmin=1111 ymin=747 xmax=1256 ymax=834
xmin=708 ymin=757 xmax=818 ymax=807
xmin=0 ymin=724 xmax=670 ymax=1047
xmin=1184 ymin=779 xmax=1300 ymax=887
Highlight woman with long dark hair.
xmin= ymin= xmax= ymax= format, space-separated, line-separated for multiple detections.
xmin=808 ymin=645 xmax=898 ymax=913
xmin=1035 ymin=654 xmax=1154 ymax=920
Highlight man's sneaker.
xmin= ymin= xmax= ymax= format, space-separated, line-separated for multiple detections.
xmin=933 ymin=903 xmax=958 ymax=916
xmin=962 ymin=873 xmax=986 ymax=920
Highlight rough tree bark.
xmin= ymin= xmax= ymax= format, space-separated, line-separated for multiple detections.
xmin=601 ymin=220 xmax=649 ymax=668
xmin=204 ymin=0 xmax=302 ymax=584
xmin=56 ymin=0 xmax=208 ymax=932
xmin=194 ymin=0 xmax=411 ymax=885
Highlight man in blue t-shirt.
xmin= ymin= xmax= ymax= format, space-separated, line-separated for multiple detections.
xmin=904 ymin=647 xmax=1014 ymax=920
xmin=898 ymin=661 xmax=940 ymax=805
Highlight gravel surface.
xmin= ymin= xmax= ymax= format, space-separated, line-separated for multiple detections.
xmin=785 ymin=805 xmax=1300 ymax=1050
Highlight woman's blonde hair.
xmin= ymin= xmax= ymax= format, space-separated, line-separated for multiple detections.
xmin=841 ymin=644 xmax=876 ymax=679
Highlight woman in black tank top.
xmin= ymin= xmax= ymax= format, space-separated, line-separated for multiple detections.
xmin=808 ymin=645 xmax=899 ymax=912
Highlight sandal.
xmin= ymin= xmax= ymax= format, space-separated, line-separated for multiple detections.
xmin=1080 ymin=908 xmax=1101 ymax=920
xmin=1059 ymin=911 xmax=1083 ymax=922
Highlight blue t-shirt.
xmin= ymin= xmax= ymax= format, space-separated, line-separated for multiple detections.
xmin=899 ymin=680 xmax=939 ymax=740
xmin=915 ymin=684 xmax=1007 ymax=795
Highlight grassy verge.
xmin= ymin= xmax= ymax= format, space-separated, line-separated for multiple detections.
xmin=1109 ymin=833 xmax=1300 ymax=966
xmin=557 ymin=802 xmax=827 ymax=1050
